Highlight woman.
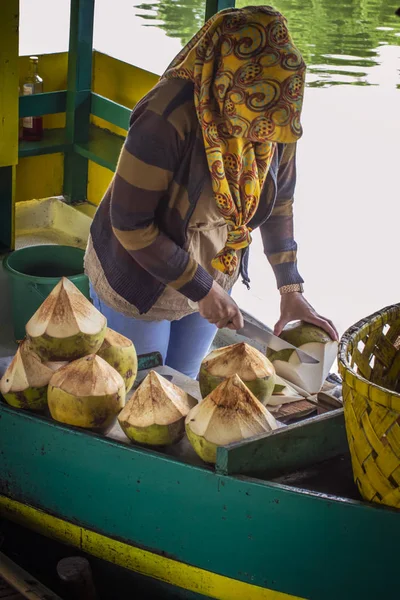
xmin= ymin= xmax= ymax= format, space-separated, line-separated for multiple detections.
xmin=85 ymin=6 xmax=338 ymax=379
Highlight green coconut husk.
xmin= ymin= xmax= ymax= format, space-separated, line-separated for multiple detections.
xmin=48 ymin=354 xmax=125 ymax=432
xmin=199 ymin=342 xmax=276 ymax=405
xmin=26 ymin=277 xmax=107 ymax=361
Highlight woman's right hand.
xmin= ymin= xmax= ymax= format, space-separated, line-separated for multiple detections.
xmin=198 ymin=281 xmax=244 ymax=330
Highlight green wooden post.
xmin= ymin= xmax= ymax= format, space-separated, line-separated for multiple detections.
xmin=216 ymin=409 xmax=348 ymax=476
xmin=63 ymin=0 xmax=95 ymax=203
xmin=0 ymin=0 xmax=19 ymax=251
xmin=0 ymin=167 xmax=16 ymax=252
xmin=205 ymin=0 xmax=235 ymax=21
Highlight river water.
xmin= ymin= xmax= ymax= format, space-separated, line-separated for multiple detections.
xmin=20 ymin=0 xmax=400 ymax=335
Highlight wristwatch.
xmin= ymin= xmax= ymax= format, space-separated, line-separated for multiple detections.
xmin=279 ymin=283 xmax=304 ymax=295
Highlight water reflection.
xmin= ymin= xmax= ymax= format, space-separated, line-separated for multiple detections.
xmin=135 ymin=0 xmax=400 ymax=86
xmin=136 ymin=0 xmax=206 ymax=47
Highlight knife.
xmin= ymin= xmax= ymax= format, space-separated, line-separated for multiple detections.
xmin=187 ymin=301 xmax=319 ymax=365
xmin=237 ymin=315 xmax=319 ymax=365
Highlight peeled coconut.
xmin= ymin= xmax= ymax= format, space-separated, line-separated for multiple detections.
xmin=267 ymin=375 xmax=304 ymax=407
xmin=118 ymin=371 xmax=197 ymax=446
xmin=47 ymin=354 xmax=125 ymax=432
xmin=199 ymin=342 xmax=276 ymax=405
xmin=0 ymin=341 xmax=54 ymax=411
xmin=97 ymin=328 xmax=137 ymax=392
xmin=26 ymin=277 xmax=107 ymax=362
xmin=273 ymin=375 xmax=290 ymax=394
xmin=186 ymin=374 xmax=278 ymax=464
xmin=267 ymin=322 xmax=338 ymax=395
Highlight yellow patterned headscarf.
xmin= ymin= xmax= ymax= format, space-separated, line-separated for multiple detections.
xmin=162 ymin=6 xmax=306 ymax=276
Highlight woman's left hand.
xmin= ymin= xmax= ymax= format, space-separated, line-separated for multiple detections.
xmin=274 ymin=292 xmax=339 ymax=341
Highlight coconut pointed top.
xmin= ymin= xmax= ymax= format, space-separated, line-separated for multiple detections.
xmin=118 ymin=371 xmax=197 ymax=428
xmin=0 ymin=341 xmax=54 ymax=394
xmin=186 ymin=374 xmax=278 ymax=445
xmin=100 ymin=328 xmax=133 ymax=350
xmin=49 ymin=354 xmax=124 ymax=397
xmin=202 ymin=342 xmax=274 ymax=380
xmin=26 ymin=277 xmax=106 ymax=339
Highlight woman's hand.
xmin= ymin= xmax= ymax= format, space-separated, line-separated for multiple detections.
xmin=198 ymin=282 xmax=244 ymax=330
xmin=274 ymin=292 xmax=339 ymax=341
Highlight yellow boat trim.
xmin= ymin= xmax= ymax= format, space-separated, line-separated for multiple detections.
xmin=0 ymin=496 xmax=305 ymax=600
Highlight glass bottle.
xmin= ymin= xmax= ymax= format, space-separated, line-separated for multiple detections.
xmin=22 ymin=56 xmax=43 ymax=142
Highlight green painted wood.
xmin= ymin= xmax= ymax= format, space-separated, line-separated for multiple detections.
xmin=216 ymin=409 xmax=348 ymax=476
xmin=64 ymin=0 xmax=95 ymax=203
xmin=137 ymin=352 xmax=163 ymax=372
xmin=16 ymin=124 xmax=121 ymax=186
xmin=18 ymin=129 xmax=69 ymax=158
xmin=205 ymin=0 xmax=235 ymax=20
xmin=74 ymin=124 xmax=124 ymax=171
xmin=0 ymin=404 xmax=399 ymax=600
xmin=0 ymin=166 xmax=15 ymax=250
xmin=19 ymin=91 xmax=67 ymax=118
xmin=90 ymin=93 xmax=130 ymax=131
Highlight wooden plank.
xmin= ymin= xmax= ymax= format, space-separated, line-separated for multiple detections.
xmin=19 ymin=91 xmax=67 ymax=118
xmin=0 ymin=0 xmax=18 ymax=168
xmin=90 ymin=93 xmax=130 ymax=130
xmin=216 ymin=409 xmax=348 ymax=476
xmin=273 ymin=398 xmax=317 ymax=422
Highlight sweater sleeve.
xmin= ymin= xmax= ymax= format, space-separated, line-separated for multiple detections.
xmin=110 ymin=108 xmax=213 ymax=302
xmin=259 ymin=142 xmax=304 ymax=289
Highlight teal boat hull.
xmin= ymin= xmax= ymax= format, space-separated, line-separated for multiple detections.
xmin=0 ymin=394 xmax=399 ymax=600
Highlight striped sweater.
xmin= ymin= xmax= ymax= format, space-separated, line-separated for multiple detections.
xmin=86 ymin=78 xmax=303 ymax=317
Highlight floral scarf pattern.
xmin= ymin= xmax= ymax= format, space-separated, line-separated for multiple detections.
xmin=163 ymin=6 xmax=306 ymax=275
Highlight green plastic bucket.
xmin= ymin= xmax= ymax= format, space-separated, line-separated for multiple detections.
xmin=3 ymin=245 xmax=89 ymax=342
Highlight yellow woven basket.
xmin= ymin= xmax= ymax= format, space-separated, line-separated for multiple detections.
xmin=338 ymin=303 xmax=400 ymax=509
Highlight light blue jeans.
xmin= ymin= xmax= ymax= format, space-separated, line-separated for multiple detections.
xmin=90 ymin=286 xmax=217 ymax=379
